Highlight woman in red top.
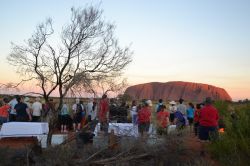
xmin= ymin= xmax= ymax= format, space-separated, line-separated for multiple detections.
xmin=98 ymin=94 xmax=109 ymax=135
xmin=194 ymin=103 xmax=201 ymax=136
xmin=137 ymin=100 xmax=152 ymax=137
xmin=156 ymin=105 xmax=169 ymax=135
xmin=0 ymin=98 xmax=10 ymax=125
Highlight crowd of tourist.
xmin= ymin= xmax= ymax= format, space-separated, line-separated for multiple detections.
xmin=129 ymin=97 xmax=219 ymax=142
xmin=0 ymin=94 xmax=220 ymax=143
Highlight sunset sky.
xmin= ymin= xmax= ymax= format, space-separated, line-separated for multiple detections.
xmin=0 ymin=0 xmax=250 ymax=100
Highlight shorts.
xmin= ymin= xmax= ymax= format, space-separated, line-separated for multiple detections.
xmin=73 ymin=113 xmax=82 ymax=124
xmin=199 ymin=125 xmax=218 ymax=141
xmin=61 ymin=115 xmax=70 ymax=125
xmin=187 ymin=117 xmax=194 ymax=125
xmin=32 ymin=116 xmax=41 ymax=122
xmin=138 ymin=122 xmax=150 ymax=134
xmin=0 ymin=117 xmax=7 ymax=125
xmin=169 ymin=113 xmax=175 ymax=122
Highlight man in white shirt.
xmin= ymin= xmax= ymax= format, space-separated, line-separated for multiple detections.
xmin=86 ymin=98 xmax=93 ymax=121
xmin=32 ymin=97 xmax=42 ymax=122
xmin=8 ymin=95 xmax=18 ymax=121
xmin=176 ymin=98 xmax=187 ymax=115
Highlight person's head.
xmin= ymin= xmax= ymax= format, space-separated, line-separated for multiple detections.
xmin=132 ymin=100 xmax=137 ymax=107
xmin=76 ymin=98 xmax=80 ymax=104
xmin=16 ymin=95 xmax=22 ymax=103
xmin=24 ymin=97 xmax=30 ymax=103
xmin=196 ymin=103 xmax=201 ymax=109
xmin=3 ymin=97 xmax=9 ymax=104
xmin=102 ymin=94 xmax=107 ymax=99
xmin=159 ymin=105 xmax=166 ymax=112
xmin=145 ymin=100 xmax=153 ymax=107
xmin=89 ymin=98 xmax=93 ymax=102
xmin=35 ymin=97 xmax=40 ymax=102
xmin=179 ymin=98 xmax=184 ymax=104
xmin=159 ymin=99 xmax=163 ymax=103
xmin=205 ymin=97 xmax=212 ymax=105
xmin=188 ymin=102 xmax=194 ymax=109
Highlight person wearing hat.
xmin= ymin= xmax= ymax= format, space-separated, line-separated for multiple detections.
xmin=199 ymin=97 xmax=219 ymax=155
xmin=137 ymin=99 xmax=152 ymax=138
xmin=169 ymin=101 xmax=177 ymax=123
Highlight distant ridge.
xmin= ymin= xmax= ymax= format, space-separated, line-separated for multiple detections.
xmin=124 ymin=81 xmax=232 ymax=102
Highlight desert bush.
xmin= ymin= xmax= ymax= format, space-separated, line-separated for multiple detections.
xmin=209 ymin=102 xmax=250 ymax=166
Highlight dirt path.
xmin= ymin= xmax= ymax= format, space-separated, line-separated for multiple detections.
xmin=182 ymin=132 xmax=221 ymax=166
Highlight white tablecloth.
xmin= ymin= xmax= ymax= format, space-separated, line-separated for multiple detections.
xmin=94 ymin=123 xmax=156 ymax=137
xmin=0 ymin=122 xmax=49 ymax=137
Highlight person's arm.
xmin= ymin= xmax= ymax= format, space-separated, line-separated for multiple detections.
xmin=26 ymin=107 xmax=32 ymax=121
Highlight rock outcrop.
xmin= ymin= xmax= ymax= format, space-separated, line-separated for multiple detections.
xmin=124 ymin=81 xmax=232 ymax=102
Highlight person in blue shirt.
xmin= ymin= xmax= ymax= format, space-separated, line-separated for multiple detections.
xmin=186 ymin=102 xmax=195 ymax=133
xmin=155 ymin=99 xmax=163 ymax=113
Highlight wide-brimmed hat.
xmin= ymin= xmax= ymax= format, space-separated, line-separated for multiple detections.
xmin=169 ymin=101 xmax=176 ymax=105
xmin=146 ymin=100 xmax=153 ymax=106
xmin=24 ymin=97 xmax=30 ymax=102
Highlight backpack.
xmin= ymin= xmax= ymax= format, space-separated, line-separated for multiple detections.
xmin=76 ymin=104 xmax=83 ymax=113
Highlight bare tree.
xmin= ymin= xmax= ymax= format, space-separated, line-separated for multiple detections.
xmin=7 ymin=6 xmax=132 ymax=146
xmin=7 ymin=6 xmax=132 ymax=108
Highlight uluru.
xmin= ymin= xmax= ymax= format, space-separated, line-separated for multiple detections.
xmin=124 ymin=81 xmax=232 ymax=102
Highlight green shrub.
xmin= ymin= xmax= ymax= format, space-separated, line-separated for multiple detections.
xmin=209 ymin=102 xmax=250 ymax=166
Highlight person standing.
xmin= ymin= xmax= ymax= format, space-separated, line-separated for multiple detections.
xmin=138 ymin=100 xmax=152 ymax=138
xmin=98 ymin=94 xmax=110 ymax=135
xmin=8 ymin=95 xmax=18 ymax=122
xmin=72 ymin=98 xmax=83 ymax=132
xmin=0 ymin=98 xmax=10 ymax=125
xmin=199 ymin=97 xmax=219 ymax=141
xmin=186 ymin=102 xmax=195 ymax=133
xmin=155 ymin=99 xmax=163 ymax=113
xmin=15 ymin=96 xmax=32 ymax=122
xmin=199 ymin=97 xmax=219 ymax=156
xmin=176 ymin=98 xmax=188 ymax=126
xmin=130 ymin=100 xmax=138 ymax=126
xmin=86 ymin=98 xmax=94 ymax=122
xmin=169 ymin=101 xmax=177 ymax=124
xmin=156 ymin=105 xmax=169 ymax=135
xmin=177 ymin=98 xmax=187 ymax=116
xmin=194 ymin=104 xmax=201 ymax=136
xmin=31 ymin=97 xmax=42 ymax=122
xmin=60 ymin=102 xmax=69 ymax=133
